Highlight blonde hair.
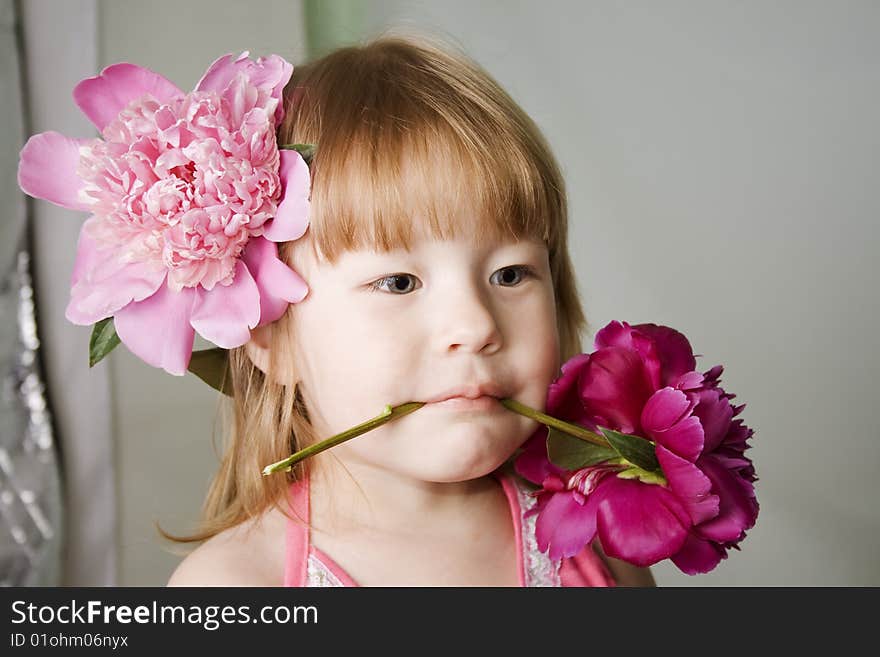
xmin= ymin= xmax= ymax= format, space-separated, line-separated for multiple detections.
xmin=161 ymin=33 xmax=589 ymax=546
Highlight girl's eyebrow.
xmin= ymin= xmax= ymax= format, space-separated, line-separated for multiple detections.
xmin=338 ymin=238 xmax=547 ymax=269
xmin=334 ymin=252 xmax=411 ymax=282
xmin=337 ymin=250 xmax=409 ymax=270
xmin=483 ymin=240 xmax=549 ymax=260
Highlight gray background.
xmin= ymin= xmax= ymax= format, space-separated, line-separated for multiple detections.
xmin=9 ymin=0 xmax=879 ymax=586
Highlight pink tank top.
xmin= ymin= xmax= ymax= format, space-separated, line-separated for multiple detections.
xmin=283 ymin=471 xmax=616 ymax=587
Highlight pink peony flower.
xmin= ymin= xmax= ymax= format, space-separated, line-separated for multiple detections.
xmin=515 ymin=321 xmax=758 ymax=574
xmin=17 ymin=52 xmax=311 ymax=375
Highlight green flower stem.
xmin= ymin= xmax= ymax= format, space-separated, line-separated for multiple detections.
xmin=498 ymin=398 xmax=610 ymax=448
xmin=262 ymin=397 xmax=612 ymax=476
xmin=261 ymin=402 xmax=425 ymax=475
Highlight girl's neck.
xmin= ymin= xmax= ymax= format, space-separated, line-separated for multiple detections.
xmin=307 ymin=459 xmax=505 ymax=538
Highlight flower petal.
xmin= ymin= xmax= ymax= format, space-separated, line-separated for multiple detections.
xmin=65 ymin=218 xmax=166 ymax=324
xmin=73 ymin=63 xmax=184 ymax=132
xmin=593 ymin=320 xmax=664 ymax=390
xmin=718 ymin=418 xmax=755 ymax=459
xmin=240 ymin=237 xmax=309 ymax=326
xmin=702 ymin=364 xmax=724 ymax=387
xmin=513 ymin=428 xmax=561 ymax=485
xmin=642 ymin=387 xmax=704 ymax=461
xmin=694 ymin=455 xmax=759 ymax=543
xmin=641 ymin=386 xmax=690 ymax=432
xmin=546 ymin=354 xmax=601 ymax=433
xmin=674 ymin=370 xmax=705 ymax=391
xmin=670 ymin=534 xmax=726 ymax=575
xmin=535 ymin=491 xmax=600 ymax=560
xmin=190 ymin=260 xmax=261 ymax=348
xmin=195 ymin=52 xmax=293 ymax=124
xmin=194 ymin=52 xmax=244 ymax=92
xmin=631 ymin=323 xmax=697 ymax=385
xmin=262 ymin=150 xmax=310 ymax=242
xmin=656 ymin=446 xmax=719 ymax=525
xmin=595 ymin=477 xmax=691 ymax=566
xmin=693 ymin=388 xmax=735 ymax=453
xmin=578 ymin=346 xmax=655 ymax=434
xmin=113 ymin=284 xmax=196 ymax=376
xmin=18 ymin=132 xmax=91 ymax=211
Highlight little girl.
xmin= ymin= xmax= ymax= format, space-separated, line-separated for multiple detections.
xmin=166 ymin=34 xmax=654 ymax=587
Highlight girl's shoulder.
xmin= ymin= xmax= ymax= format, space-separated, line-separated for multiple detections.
xmin=166 ymin=506 xmax=288 ymax=587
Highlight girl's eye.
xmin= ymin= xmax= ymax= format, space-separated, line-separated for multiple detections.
xmin=367 ymin=265 xmax=536 ymax=295
xmin=368 ymin=273 xmax=419 ymax=294
xmin=492 ymin=265 xmax=535 ymax=287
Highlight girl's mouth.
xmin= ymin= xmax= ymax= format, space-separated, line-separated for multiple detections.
xmin=428 ymin=396 xmax=503 ymax=411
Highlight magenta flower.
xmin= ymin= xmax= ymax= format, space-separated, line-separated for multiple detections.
xmin=515 ymin=321 xmax=758 ymax=574
xmin=17 ymin=52 xmax=311 ymax=375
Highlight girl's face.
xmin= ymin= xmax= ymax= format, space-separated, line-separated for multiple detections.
xmin=285 ymin=225 xmax=561 ymax=484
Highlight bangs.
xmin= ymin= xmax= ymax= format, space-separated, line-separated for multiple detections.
xmin=307 ymin=114 xmax=558 ymax=261
xmin=278 ymin=38 xmax=566 ymax=264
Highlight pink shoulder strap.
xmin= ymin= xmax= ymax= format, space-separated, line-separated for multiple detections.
xmin=497 ymin=474 xmax=527 ymax=586
xmin=499 ymin=471 xmax=616 ymax=587
xmin=283 ymin=477 xmax=310 ymax=587
xmin=560 ymin=544 xmax=616 ymax=587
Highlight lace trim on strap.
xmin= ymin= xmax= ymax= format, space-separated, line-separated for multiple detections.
xmin=513 ymin=478 xmax=562 ymax=587
xmin=306 ymin=554 xmax=344 ymax=587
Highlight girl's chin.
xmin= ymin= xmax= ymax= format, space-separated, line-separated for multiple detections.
xmin=410 ymin=444 xmax=519 ymax=482
xmin=322 ymin=418 xmax=525 ymax=480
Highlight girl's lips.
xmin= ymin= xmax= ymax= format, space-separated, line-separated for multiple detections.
xmin=428 ymin=395 xmax=503 ymax=411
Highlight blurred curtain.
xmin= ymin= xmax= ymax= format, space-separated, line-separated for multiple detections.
xmin=0 ymin=0 xmax=62 ymax=585
xmin=3 ymin=0 xmax=115 ymax=586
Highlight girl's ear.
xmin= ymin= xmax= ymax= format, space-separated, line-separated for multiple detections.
xmin=245 ymin=324 xmax=300 ymax=386
xmin=245 ymin=324 xmax=272 ymax=375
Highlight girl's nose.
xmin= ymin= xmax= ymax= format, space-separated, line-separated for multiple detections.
xmin=433 ymin=285 xmax=502 ymax=355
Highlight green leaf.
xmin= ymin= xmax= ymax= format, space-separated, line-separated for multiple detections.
xmin=600 ymin=427 xmax=662 ymax=474
xmin=617 ymin=465 xmax=667 ymax=486
xmin=187 ymin=348 xmax=232 ymax=396
xmin=278 ymin=142 xmax=316 ymax=166
xmin=89 ymin=318 xmax=121 ymax=367
xmin=547 ymin=427 xmax=617 ymax=470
